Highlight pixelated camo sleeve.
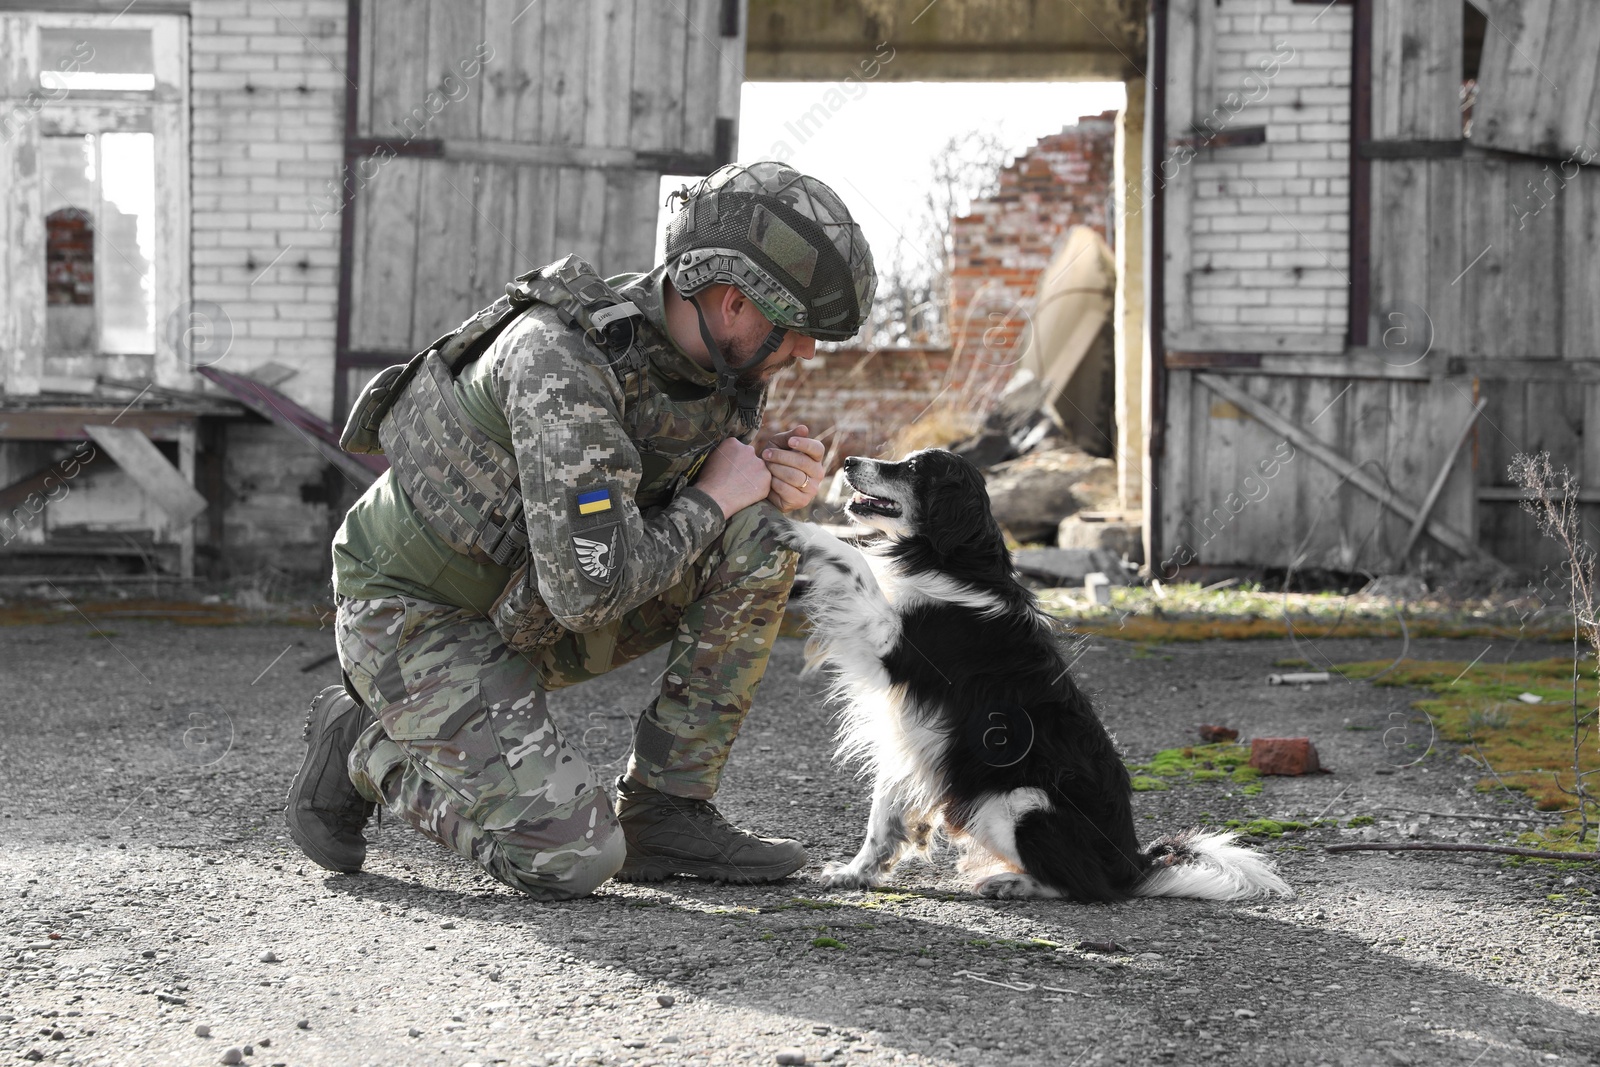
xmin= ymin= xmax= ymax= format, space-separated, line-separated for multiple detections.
xmin=496 ymin=319 xmax=727 ymax=632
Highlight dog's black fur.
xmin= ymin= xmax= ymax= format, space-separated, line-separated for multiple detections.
xmin=786 ymin=449 xmax=1289 ymax=902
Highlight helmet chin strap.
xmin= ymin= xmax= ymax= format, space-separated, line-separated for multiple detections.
xmin=688 ymin=293 xmax=789 ymax=425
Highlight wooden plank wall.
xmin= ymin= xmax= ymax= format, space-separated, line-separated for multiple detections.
xmin=1472 ymin=0 xmax=1600 ymax=160
xmin=1163 ymin=369 xmax=1480 ymax=575
xmin=347 ymin=0 xmax=730 ymax=356
xmin=1163 ymin=0 xmax=1600 ymax=576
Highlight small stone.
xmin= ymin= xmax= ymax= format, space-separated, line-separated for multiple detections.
xmin=257 ymin=1038 xmax=271 ymax=1048
xmin=24 ymin=1050 xmax=44 ymax=1062
xmin=243 ymin=1046 xmax=253 ymax=1055
xmin=913 ymin=958 xmax=934 ymax=968
xmin=656 ymin=995 xmax=675 ymax=1008
xmin=1233 ymin=1009 xmax=1257 ymax=1019
xmin=259 ymin=951 xmax=279 ymax=963
xmin=141 ymin=949 xmax=157 ymax=959
xmin=295 ymin=1020 xmax=309 ymax=1030
xmin=408 ymin=1028 xmax=421 ymax=1038
xmin=221 ymin=1048 xmax=244 ymax=1065
xmin=195 ymin=1024 xmax=212 ymax=1038
xmin=440 ymin=921 xmax=456 ymax=930
xmin=776 ymin=1050 xmax=806 ymax=1065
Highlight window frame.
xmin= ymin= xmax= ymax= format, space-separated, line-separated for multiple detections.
xmin=0 ymin=10 xmax=189 ymax=395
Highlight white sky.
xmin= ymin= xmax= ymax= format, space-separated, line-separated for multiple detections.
xmin=658 ymin=81 xmax=1127 ymax=270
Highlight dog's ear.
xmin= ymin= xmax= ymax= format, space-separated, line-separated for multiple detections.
xmin=924 ymin=460 xmax=1002 ymax=557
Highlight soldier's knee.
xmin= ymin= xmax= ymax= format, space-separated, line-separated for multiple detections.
xmin=502 ymin=821 xmax=626 ymax=900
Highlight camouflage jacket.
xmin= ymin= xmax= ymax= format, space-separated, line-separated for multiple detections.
xmin=486 ymin=264 xmax=751 ymax=643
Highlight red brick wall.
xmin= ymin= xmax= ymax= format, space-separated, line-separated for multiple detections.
xmin=761 ymin=347 xmax=991 ymax=466
xmin=763 ymin=116 xmax=1117 ymax=470
xmin=948 ymin=113 xmax=1117 ymax=364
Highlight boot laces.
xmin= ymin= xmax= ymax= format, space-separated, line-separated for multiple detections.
xmin=670 ymin=796 xmax=757 ymax=842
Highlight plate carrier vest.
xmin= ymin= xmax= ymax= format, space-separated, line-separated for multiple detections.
xmin=338 ymin=255 xmax=650 ymax=573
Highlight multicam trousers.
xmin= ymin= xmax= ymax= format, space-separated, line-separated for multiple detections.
xmin=335 ymin=502 xmax=797 ymax=900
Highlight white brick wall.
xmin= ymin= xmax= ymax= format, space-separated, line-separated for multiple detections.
xmin=1186 ymin=0 xmax=1352 ymax=335
xmin=190 ymin=0 xmax=346 ymax=420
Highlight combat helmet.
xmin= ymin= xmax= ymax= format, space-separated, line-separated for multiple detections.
xmin=663 ymin=162 xmax=877 ymax=403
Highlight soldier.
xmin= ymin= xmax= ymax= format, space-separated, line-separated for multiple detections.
xmin=285 ymin=162 xmax=876 ymax=900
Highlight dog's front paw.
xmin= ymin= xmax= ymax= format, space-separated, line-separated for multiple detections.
xmin=775 ymin=518 xmax=815 ymax=554
xmin=818 ymin=861 xmax=880 ymax=891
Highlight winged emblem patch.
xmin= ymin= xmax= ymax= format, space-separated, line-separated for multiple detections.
xmin=573 ymin=531 xmax=617 ymax=585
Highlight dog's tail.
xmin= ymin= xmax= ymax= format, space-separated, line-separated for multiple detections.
xmin=1130 ymin=829 xmax=1292 ymax=901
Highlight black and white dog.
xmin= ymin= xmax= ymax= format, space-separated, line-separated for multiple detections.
xmin=783 ymin=449 xmax=1291 ymax=901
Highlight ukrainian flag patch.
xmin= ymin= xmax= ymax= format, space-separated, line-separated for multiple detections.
xmin=576 ymin=488 xmax=613 ymax=516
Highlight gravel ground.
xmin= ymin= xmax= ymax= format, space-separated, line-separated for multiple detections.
xmin=1 ymin=617 xmax=1597 ymax=1067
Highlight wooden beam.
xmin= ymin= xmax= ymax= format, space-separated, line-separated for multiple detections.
xmin=1359 ymin=140 xmax=1464 ymax=159
xmin=1399 ymin=398 xmax=1484 ymax=559
xmin=1478 ymin=486 xmax=1600 ymax=504
xmin=0 ymin=408 xmax=213 ymax=441
xmin=1170 ymin=126 xmax=1268 ymax=150
xmin=1446 ymin=357 xmax=1600 ymax=381
xmin=84 ymin=425 xmax=208 ymax=526
xmin=1195 ymin=372 xmax=1493 ymax=563
xmin=0 ymin=446 xmax=106 ymax=511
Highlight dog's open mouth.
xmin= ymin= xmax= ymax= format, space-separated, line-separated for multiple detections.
xmin=847 ymin=491 xmax=902 ymax=517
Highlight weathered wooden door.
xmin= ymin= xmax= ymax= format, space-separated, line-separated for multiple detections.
xmin=1368 ymin=0 xmax=1600 ymax=571
xmin=335 ymin=0 xmax=744 ymax=413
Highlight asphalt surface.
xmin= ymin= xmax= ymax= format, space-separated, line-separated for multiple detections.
xmin=1 ymin=615 xmax=1597 ymax=1067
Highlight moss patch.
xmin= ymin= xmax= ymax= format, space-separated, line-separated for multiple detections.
xmin=1225 ymin=818 xmax=1311 ymax=838
xmin=1337 ymin=656 xmax=1598 ymax=845
xmin=1128 ymin=743 xmax=1261 ymax=792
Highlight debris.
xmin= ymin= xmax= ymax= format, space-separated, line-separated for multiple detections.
xmin=1267 ymin=671 xmax=1329 ymax=685
xmin=1074 ymin=940 xmax=1128 ymax=955
xmin=1233 ymin=1009 xmax=1257 ymax=1019
xmin=24 ymin=1050 xmax=43 ymax=1062
xmin=258 ymin=951 xmax=278 ymax=963
xmin=141 ymin=949 xmax=157 ymax=959
xmin=913 ymin=957 xmax=935 ymax=968
xmin=1013 ymin=547 xmax=1130 ymax=587
xmin=776 ymin=1050 xmax=807 ymax=1065
xmin=195 ymin=1025 xmax=212 ymax=1038
xmin=221 ymin=1048 xmax=244 ymax=1065
xmin=408 ymin=1028 xmax=421 ymax=1038
xmin=295 ymin=1020 xmax=309 ymax=1030
xmin=1248 ymin=737 xmax=1323 ymax=776
xmin=1197 ymin=724 xmax=1239 ymax=743
xmin=1517 ymin=692 xmax=1543 ymax=704
xmin=1058 ymin=513 xmax=1143 ymax=564
xmin=1084 ymin=572 xmax=1112 ymax=605
xmin=953 ymin=970 xmax=1035 ymax=991
xmin=656 ymin=995 xmax=675 ymax=1008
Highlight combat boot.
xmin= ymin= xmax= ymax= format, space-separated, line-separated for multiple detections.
xmin=613 ymin=776 xmax=808 ymax=883
xmin=285 ymin=684 xmax=376 ymax=874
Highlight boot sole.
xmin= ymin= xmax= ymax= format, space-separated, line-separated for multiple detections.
xmin=614 ymin=852 xmax=808 ymax=885
xmin=284 ymin=689 xmax=366 ymax=875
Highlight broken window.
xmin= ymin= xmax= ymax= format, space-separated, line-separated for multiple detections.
xmin=42 ymin=131 xmax=156 ymax=357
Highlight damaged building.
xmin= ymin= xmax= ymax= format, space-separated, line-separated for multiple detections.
xmin=0 ymin=0 xmax=1594 ymax=584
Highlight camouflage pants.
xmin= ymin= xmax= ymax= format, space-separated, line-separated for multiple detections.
xmin=336 ymin=502 xmax=796 ymax=900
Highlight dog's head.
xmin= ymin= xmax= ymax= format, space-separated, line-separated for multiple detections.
xmin=841 ymin=449 xmax=1005 ymax=560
